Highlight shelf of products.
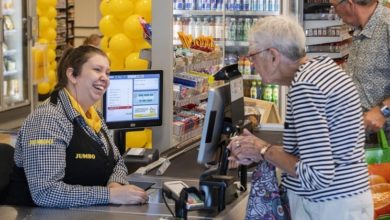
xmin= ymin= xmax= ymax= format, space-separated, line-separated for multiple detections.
xmin=303 ymin=0 xmax=351 ymax=60
xmin=173 ymin=0 xmax=282 ymax=103
xmin=55 ymin=0 xmax=74 ymax=59
xmin=171 ymin=0 xmax=286 ymax=141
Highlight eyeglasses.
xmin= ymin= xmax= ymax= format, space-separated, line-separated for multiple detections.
xmin=332 ymin=0 xmax=346 ymax=8
xmin=246 ymin=48 xmax=269 ymax=62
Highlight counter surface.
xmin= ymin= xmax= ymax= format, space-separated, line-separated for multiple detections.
xmin=0 ymin=129 xmax=283 ymax=220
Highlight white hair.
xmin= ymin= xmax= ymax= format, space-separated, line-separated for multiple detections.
xmin=248 ymin=15 xmax=306 ymax=61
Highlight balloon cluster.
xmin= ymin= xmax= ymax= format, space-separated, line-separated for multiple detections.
xmin=99 ymin=0 xmax=151 ymax=70
xmin=36 ymin=0 xmax=58 ymax=95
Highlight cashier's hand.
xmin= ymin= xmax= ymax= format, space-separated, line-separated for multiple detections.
xmin=227 ymin=129 xmax=265 ymax=166
xmin=364 ymin=107 xmax=386 ymax=132
xmin=109 ymin=184 xmax=148 ymax=205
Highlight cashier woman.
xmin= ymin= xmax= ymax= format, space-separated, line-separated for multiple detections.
xmin=2 ymin=45 xmax=148 ymax=207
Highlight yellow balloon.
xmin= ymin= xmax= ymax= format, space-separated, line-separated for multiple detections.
xmin=41 ymin=28 xmax=56 ymax=41
xmin=100 ymin=36 xmax=110 ymax=52
xmin=48 ymin=41 xmax=57 ymax=50
xmin=47 ymin=49 xmax=56 ymax=62
xmin=125 ymin=52 xmax=148 ymax=70
xmin=48 ymin=69 xmax=57 ymax=84
xmin=134 ymin=38 xmax=151 ymax=52
xmin=99 ymin=15 xmax=121 ymax=37
xmin=38 ymin=38 xmax=49 ymax=45
xmin=110 ymin=0 xmax=134 ymax=20
xmin=50 ymin=19 xmax=57 ymax=29
xmin=39 ymin=17 xmax=50 ymax=33
xmin=109 ymin=33 xmax=134 ymax=58
xmin=107 ymin=52 xmax=124 ymax=70
xmin=46 ymin=7 xmax=57 ymax=19
xmin=38 ymin=82 xmax=51 ymax=95
xmin=123 ymin=15 xmax=143 ymax=40
xmin=50 ymin=60 xmax=57 ymax=70
xmin=135 ymin=0 xmax=152 ymax=23
xmin=99 ymin=0 xmax=112 ymax=16
xmin=38 ymin=0 xmax=56 ymax=7
xmin=37 ymin=0 xmax=50 ymax=11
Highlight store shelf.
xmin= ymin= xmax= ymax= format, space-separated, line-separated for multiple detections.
xmin=3 ymin=9 xmax=15 ymax=15
xmin=225 ymin=41 xmax=249 ymax=47
xmin=307 ymin=51 xmax=348 ymax=59
xmin=304 ymin=19 xmax=343 ymax=29
xmin=4 ymin=70 xmax=18 ymax=76
xmin=4 ymin=30 xmax=17 ymax=36
xmin=243 ymin=75 xmax=261 ymax=80
xmin=174 ymin=92 xmax=208 ymax=108
xmin=3 ymin=49 xmax=17 ymax=56
xmin=174 ymin=10 xmax=223 ymax=16
xmin=174 ymin=10 xmax=279 ymax=17
xmin=225 ymin=10 xmax=280 ymax=16
xmin=306 ymin=34 xmax=351 ymax=45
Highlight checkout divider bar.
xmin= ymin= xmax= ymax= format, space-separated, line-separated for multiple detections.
xmin=135 ymin=136 xmax=202 ymax=175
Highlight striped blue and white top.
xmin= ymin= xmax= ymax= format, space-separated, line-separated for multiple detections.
xmin=282 ymin=56 xmax=369 ymax=202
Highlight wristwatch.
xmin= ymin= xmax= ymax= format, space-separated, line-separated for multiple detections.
xmin=380 ymin=102 xmax=390 ymax=118
xmin=260 ymin=143 xmax=273 ymax=160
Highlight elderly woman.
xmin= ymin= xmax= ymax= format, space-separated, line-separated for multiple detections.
xmin=228 ymin=16 xmax=373 ymax=220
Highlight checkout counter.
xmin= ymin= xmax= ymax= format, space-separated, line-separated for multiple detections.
xmin=0 ymin=129 xmax=284 ymax=220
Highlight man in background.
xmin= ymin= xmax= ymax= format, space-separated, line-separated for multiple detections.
xmin=332 ymin=0 xmax=390 ymax=139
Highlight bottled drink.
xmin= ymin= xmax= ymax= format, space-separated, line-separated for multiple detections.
xmin=194 ymin=17 xmax=202 ymax=38
xmin=215 ymin=16 xmax=224 ymax=40
xmin=208 ymin=17 xmax=215 ymax=38
xmin=225 ymin=17 xmax=231 ymax=41
xmin=236 ymin=18 xmax=244 ymax=41
xmin=182 ymin=18 xmax=189 ymax=34
xmin=252 ymin=18 xmax=258 ymax=27
xmin=216 ymin=0 xmax=223 ymax=10
xmin=188 ymin=17 xmax=196 ymax=37
xmin=204 ymin=0 xmax=211 ymax=10
xmin=243 ymin=18 xmax=252 ymax=41
xmin=257 ymin=0 xmax=263 ymax=11
xmin=229 ymin=18 xmax=237 ymax=41
xmin=243 ymin=0 xmax=250 ymax=11
xmin=210 ymin=0 xmax=217 ymax=10
xmin=272 ymin=84 xmax=279 ymax=105
xmin=238 ymin=57 xmax=245 ymax=74
xmin=263 ymin=84 xmax=273 ymax=102
xmin=234 ymin=0 xmax=241 ymax=11
xmin=185 ymin=0 xmax=196 ymax=10
xmin=264 ymin=0 xmax=269 ymax=11
xmin=202 ymin=17 xmax=209 ymax=36
xmin=274 ymin=0 xmax=279 ymax=12
xmin=251 ymin=0 xmax=257 ymax=11
xmin=173 ymin=17 xmax=183 ymax=40
xmin=175 ymin=0 xmax=184 ymax=10
xmin=250 ymin=81 xmax=257 ymax=99
xmin=244 ymin=57 xmax=251 ymax=75
xmin=256 ymin=80 xmax=263 ymax=100
xmin=227 ymin=0 xmax=235 ymax=10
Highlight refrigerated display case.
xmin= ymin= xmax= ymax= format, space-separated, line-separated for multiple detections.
xmin=149 ymin=0 xmax=301 ymax=151
xmin=0 ymin=0 xmax=36 ymax=129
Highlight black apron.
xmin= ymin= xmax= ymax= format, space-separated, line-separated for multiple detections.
xmin=2 ymin=90 xmax=115 ymax=206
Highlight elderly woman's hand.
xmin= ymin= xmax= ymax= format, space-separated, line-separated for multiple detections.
xmin=227 ymin=129 xmax=269 ymax=165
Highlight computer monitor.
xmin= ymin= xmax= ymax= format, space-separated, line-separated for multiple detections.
xmin=102 ymin=70 xmax=163 ymax=130
xmin=197 ymin=77 xmax=245 ymax=165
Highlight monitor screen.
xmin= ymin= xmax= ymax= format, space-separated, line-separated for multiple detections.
xmin=197 ymin=77 xmax=244 ymax=164
xmin=103 ymin=70 xmax=163 ymax=129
